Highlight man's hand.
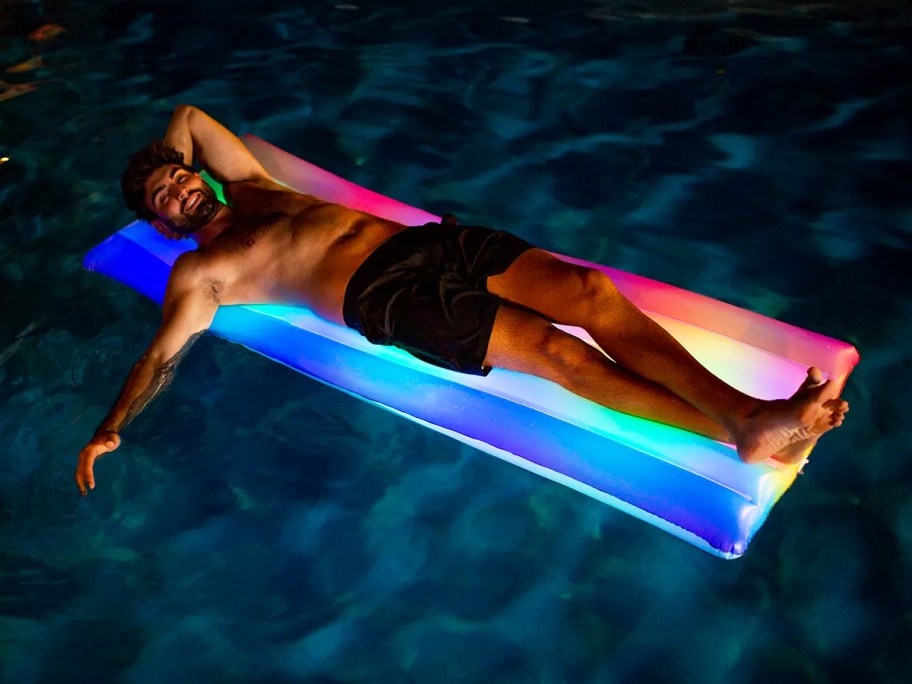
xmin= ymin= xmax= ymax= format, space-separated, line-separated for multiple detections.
xmin=76 ymin=431 xmax=121 ymax=496
xmin=152 ymin=220 xmax=191 ymax=240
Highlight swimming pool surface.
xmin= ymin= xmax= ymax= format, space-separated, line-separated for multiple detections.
xmin=1 ymin=1 xmax=910 ymax=681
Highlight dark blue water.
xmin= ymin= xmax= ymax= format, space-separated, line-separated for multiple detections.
xmin=2 ymin=1 xmax=911 ymax=681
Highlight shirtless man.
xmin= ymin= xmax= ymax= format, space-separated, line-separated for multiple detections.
xmin=75 ymin=105 xmax=848 ymax=495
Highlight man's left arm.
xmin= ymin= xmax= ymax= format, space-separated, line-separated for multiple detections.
xmin=163 ymin=105 xmax=270 ymax=186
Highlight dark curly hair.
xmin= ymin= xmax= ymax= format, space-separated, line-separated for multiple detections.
xmin=121 ymin=140 xmax=194 ymax=221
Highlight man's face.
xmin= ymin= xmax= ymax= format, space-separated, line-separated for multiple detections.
xmin=143 ymin=164 xmax=219 ymax=235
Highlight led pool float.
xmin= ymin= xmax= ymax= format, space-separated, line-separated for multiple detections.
xmin=84 ymin=136 xmax=859 ymax=558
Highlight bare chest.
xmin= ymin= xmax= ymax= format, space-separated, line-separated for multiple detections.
xmin=199 ymin=206 xmax=403 ymax=321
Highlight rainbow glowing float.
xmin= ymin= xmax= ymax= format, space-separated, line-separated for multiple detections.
xmin=84 ymin=136 xmax=860 ymax=558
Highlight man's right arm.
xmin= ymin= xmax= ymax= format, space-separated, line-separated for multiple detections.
xmin=75 ymin=257 xmax=218 ymax=495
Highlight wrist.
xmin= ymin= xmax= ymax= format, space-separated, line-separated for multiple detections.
xmin=94 ymin=426 xmax=119 ymax=440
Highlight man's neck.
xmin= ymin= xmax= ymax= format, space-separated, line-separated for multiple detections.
xmin=190 ymin=204 xmax=233 ymax=247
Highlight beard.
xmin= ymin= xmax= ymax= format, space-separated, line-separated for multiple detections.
xmin=170 ymin=184 xmax=219 ymax=235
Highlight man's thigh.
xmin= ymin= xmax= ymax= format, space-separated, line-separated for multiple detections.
xmin=486 ymin=248 xmax=612 ymax=326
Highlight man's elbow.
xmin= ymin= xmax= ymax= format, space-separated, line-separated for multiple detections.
xmin=136 ymin=348 xmax=169 ymax=372
xmin=172 ymin=104 xmax=204 ymax=133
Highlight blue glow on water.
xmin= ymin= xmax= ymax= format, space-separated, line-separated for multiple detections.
xmin=1 ymin=1 xmax=910 ymax=681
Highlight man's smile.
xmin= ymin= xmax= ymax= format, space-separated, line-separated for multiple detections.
xmin=185 ymin=192 xmax=201 ymax=213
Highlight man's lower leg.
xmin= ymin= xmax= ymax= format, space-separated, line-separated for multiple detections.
xmin=586 ymin=292 xmax=758 ymax=435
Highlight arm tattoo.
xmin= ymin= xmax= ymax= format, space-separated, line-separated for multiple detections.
xmin=121 ymin=332 xmax=204 ymax=431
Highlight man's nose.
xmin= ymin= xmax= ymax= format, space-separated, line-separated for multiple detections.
xmin=169 ymin=184 xmax=188 ymax=201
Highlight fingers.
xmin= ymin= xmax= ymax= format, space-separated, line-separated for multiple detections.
xmin=76 ymin=448 xmax=92 ymax=496
xmin=83 ymin=446 xmax=101 ymax=492
xmin=75 ymin=453 xmax=86 ymax=496
xmin=74 ymin=435 xmax=121 ymax=496
xmin=151 ymin=220 xmax=181 ymax=240
xmin=75 ymin=445 xmax=99 ymax=496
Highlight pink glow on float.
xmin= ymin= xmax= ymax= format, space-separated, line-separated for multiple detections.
xmin=83 ymin=136 xmax=859 ymax=558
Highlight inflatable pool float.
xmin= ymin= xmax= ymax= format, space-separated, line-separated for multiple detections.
xmin=84 ymin=136 xmax=859 ymax=558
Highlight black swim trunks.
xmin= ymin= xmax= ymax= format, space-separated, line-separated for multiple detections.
xmin=343 ymin=220 xmax=534 ymax=375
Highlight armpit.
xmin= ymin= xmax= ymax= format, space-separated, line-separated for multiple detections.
xmin=205 ymin=278 xmax=225 ymax=304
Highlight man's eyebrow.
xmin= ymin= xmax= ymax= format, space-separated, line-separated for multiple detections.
xmin=151 ymin=166 xmax=182 ymax=205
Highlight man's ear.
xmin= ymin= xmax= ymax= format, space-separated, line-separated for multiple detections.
xmin=151 ymin=219 xmax=185 ymax=240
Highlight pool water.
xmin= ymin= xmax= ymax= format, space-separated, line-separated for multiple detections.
xmin=1 ymin=1 xmax=910 ymax=681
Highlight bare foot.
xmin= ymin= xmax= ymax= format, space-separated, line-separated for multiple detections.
xmin=771 ymin=368 xmax=847 ymax=464
xmin=735 ymin=367 xmax=848 ymax=464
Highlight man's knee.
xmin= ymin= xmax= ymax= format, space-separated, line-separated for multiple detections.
xmin=562 ymin=265 xmax=623 ymax=323
xmin=578 ymin=267 xmax=618 ymax=298
xmin=534 ymin=327 xmax=595 ymax=384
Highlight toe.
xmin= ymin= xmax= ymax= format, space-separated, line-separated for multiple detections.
xmin=809 ymin=379 xmax=832 ymax=400
xmin=794 ymin=368 xmax=825 ymax=399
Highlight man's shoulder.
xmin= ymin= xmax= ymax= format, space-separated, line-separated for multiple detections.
xmin=168 ymin=251 xmax=220 ymax=291
xmin=163 ymin=251 xmax=231 ymax=307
